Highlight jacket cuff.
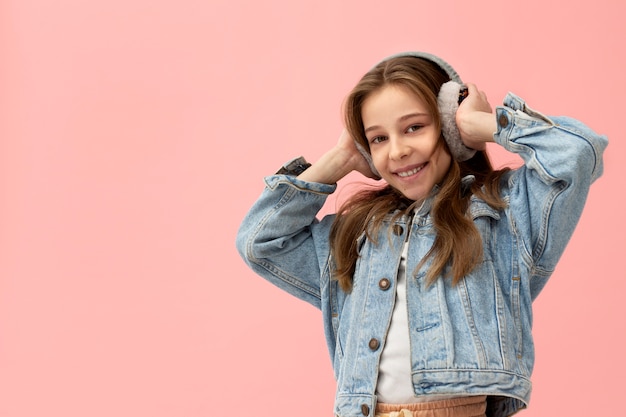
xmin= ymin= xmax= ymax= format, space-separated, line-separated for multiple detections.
xmin=264 ymin=174 xmax=337 ymax=195
xmin=275 ymin=156 xmax=312 ymax=176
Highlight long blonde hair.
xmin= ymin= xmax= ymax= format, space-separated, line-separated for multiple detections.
xmin=330 ymin=56 xmax=509 ymax=292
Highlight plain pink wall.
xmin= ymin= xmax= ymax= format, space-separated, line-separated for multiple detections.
xmin=1 ymin=0 xmax=624 ymax=416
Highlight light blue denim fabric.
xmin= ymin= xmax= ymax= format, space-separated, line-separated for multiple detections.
xmin=236 ymin=93 xmax=607 ymax=417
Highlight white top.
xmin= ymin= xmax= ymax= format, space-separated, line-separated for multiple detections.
xmin=375 ymin=242 xmax=416 ymax=403
xmin=375 ymin=242 xmax=460 ymax=404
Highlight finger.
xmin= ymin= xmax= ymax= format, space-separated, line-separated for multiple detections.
xmin=465 ymin=83 xmax=488 ymax=100
xmin=464 ymin=83 xmax=479 ymax=95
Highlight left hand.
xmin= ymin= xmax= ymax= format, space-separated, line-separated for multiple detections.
xmin=455 ymin=83 xmax=497 ymax=151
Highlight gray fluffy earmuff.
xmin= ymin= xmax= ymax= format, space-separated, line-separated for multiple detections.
xmin=437 ymin=80 xmax=477 ymax=163
xmin=356 ymin=52 xmax=476 ymax=178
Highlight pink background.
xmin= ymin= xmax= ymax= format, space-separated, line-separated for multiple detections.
xmin=1 ymin=0 xmax=624 ymax=415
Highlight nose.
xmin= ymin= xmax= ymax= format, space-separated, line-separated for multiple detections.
xmin=388 ymin=136 xmax=409 ymax=161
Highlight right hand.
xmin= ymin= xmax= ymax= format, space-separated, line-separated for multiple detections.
xmin=335 ymin=129 xmax=379 ymax=180
xmin=297 ymin=129 xmax=379 ymax=184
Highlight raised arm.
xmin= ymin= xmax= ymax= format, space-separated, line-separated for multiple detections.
xmin=236 ymin=129 xmax=377 ymax=309
xmin=458 ymin=86 xmax=607 ymax=298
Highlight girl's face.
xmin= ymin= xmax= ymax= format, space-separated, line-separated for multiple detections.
xmin=361 ymin=84 xmax=452 ymax=202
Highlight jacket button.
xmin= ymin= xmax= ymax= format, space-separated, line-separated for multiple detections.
xmin=498 ymin=113 xmax=509 ymax=128
xmin=361 ymin=404 xmax=370 ymax=415
xmin=392 ymin=225 xmax=404 ymax=236
xmin=378 ymin=278 xmax=391 ymax=290
xmin=368 ymin=338 xmax=380 ymax=350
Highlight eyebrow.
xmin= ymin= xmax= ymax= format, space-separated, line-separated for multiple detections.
xmin=364 ymin=112 xmax=430 ymax=134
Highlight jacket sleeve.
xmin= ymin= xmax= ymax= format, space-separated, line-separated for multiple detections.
xmin=494 ymin=93 xmax=608 ymax=299
xmin=235 ymin=174 xmax=337 ymax=309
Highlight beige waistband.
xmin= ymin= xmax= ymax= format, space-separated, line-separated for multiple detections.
xmin=375 ymin=396 xmax=487 ymax=417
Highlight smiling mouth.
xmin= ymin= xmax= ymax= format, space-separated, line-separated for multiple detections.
xmin=397 ymin=163 xmax=426 ymax=177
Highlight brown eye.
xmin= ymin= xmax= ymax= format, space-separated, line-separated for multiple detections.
xmin=407 ymin=125 xmax=423 ymax=133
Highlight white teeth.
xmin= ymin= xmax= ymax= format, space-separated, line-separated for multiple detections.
xmin=397 ymin=165 xmax=423 ymax=177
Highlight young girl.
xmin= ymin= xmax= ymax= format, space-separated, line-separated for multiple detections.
xmin=236 ymin=52 xmax=607 ymax=417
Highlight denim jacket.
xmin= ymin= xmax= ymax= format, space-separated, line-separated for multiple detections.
xmin=236 ymin=93 xmax=607 ymax=417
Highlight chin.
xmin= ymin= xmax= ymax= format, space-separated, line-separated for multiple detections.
xmin=396 ymin=188 xmax=428 ymax=202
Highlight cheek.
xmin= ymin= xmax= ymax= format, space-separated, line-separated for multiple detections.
xmin=434 ymin=149 xmax=452 ymax=179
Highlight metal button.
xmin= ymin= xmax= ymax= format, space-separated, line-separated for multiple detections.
xmin=378 ymin=278 xmax=391 ymax=290
xmin=361 ymin=404 xmax=370 ymax=416
xmin=392 ymin=225 xmax=404 ymax=236
xmin=368 ymin=338 xmax=380 ymax=351
xmin=498 ymin=114 xmax=509 ymax=128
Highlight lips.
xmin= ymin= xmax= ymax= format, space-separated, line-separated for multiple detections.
xmin=395 ymin=163 xmax=427 ymax=177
